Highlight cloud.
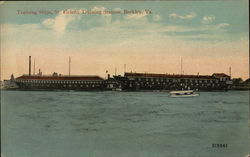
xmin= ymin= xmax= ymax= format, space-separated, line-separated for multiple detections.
xmin=42 ymin=18 xmax=55 ymax=28
xmin=169 ymin=12 xmax=196 ymax=20
xmin=201 ymin=15 xmax=216 ymax=24
xmin=42 ymin=9 xmax=81 ymax=36
xmin=91 ymin=6 xmax=106 ymax=12
xmin=90 ymin=6 xmax=111 ymax=16
xmin=9 ymin=4 xmax=231 ymax=43
xmin=217 ymin=23 xmax=230 ymax=28
xmin=153 ymin=14 xmax=161 ymax=21
xmin=125 ymin=10 xmax=149 ymax=19
xmin=41 ymin=6 xmax=116 ymax=36
xmin=113 ymin=8 xmax=123 ymax=12
xmin=40 ymin=7 xmax=228 ymax=40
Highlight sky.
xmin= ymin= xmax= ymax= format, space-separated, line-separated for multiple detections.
xmin=0 ymin=0 xmax=249 ymax=80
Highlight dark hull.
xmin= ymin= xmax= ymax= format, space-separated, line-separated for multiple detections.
xmin=15 ymin=82 xmax=109 ymax=91
xmin=13 ymin=75 xmax=230 ymax=91
xmin=119 ymin=85 xmax=229 ymax=91
xmin=114 ymin=76 xmax=230 ymax=91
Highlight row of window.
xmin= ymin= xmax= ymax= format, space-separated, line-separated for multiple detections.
xmin=219 ymin=77 xmax=229 ymax=81
xmin=131 ymin=77 xmax=219 ymax=83
xmin=27 ymin=84 xmax=101 ymax=88
xmin=125 ymin=80 xmax=219 ymax=84
xmin=18 ymin=79 xmax=103 ymax=84
xmin=129 ymin=83 xmax=221 ymax=87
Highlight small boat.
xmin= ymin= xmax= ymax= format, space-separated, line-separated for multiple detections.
xmin=169 ymin=90 xmax=199 ymax=98
xmin=112 ymin=86 xmax=122 ymax=91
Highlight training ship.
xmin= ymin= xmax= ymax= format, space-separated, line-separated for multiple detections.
xmin=113 ymin=72 xmax=232 ymax=91
xmin=11 ymin=56 xmax=113 ymax=91
xmin=4 ymin=56 xmax=233 ymax=91
xmin=14 ymin=74 xmax=108 ymax=91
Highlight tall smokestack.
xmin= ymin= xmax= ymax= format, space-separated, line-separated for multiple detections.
xmin=229 ymin=66 xmax=231 ymax=78
xmin=29 ymin=56 xmax=31 ymax=76
xmin=124 ymin=64 xmax=126 ymax=74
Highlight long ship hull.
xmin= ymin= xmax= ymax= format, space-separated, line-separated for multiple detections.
xmin=14 ymin=75 xmax=108 ymax=91
xmin=113 ymin=72 xmax=232 ymax=91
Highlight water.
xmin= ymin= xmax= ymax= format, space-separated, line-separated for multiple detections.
xmin=1 ymin=91 xmax=249 ymax=157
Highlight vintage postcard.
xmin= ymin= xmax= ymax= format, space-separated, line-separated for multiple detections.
xmin=1 ymin=1 xmax=249 ymax=157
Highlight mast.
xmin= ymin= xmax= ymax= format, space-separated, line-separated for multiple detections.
xmin=181 ymin=57 xmax=183 ymax=75
xmin=69 ymin=56 xmax=71 ymax=76
xmin=29 ymin=56 xmax=31 ymax=76
xmin=33 ymin=58 xmax=35 ymax=75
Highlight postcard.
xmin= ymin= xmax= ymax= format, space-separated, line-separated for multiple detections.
xmin=0 ymin=1 xmax=249 ymax=157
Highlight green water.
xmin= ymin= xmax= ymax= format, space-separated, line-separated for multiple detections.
xmin=1 ymin=91 xmax=249 ymax=157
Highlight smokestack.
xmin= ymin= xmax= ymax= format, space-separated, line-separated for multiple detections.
xmin=29 ymin=56 xmax=31 ymax=76
xmin=229 ymin=66 xmax=231 ymax=78
xmin=124 ymin=64 xmax=126 ymax=74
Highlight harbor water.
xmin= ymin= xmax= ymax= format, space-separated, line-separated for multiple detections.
xmin=1 ymin=90 xmax=249 ymax=157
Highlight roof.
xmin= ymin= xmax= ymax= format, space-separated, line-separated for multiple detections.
xmin=212 ymin=73 xmax=230 ymax=78
xmin=124 ymin=72 xmax=214 ymax=79
xmin=16 ymin=75 xmax=104 ymax=81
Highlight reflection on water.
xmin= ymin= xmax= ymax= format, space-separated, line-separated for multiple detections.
xmin=1 ymin=90 xmax=249 ymax=157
